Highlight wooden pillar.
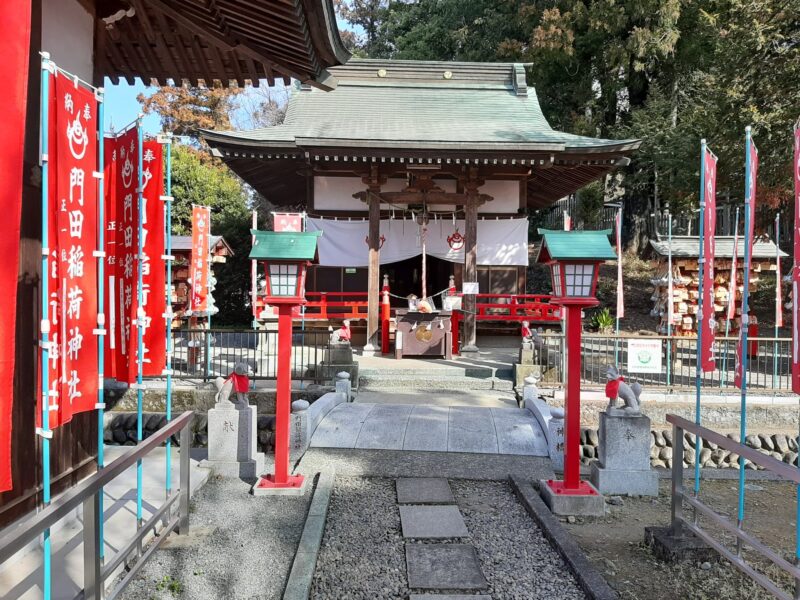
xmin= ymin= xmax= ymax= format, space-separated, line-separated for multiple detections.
xmin=462 ymin=174 xmax=480 ymax=353
xmin=363 ymin=168 xmax=383 ymax=354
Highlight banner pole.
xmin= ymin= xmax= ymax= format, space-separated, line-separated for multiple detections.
xmin=666 ymin=209 xmax=672 ymax=387
xmin=96 ymin=86 xmax=106 ymax=562
xmin=39 ymin=51 xmax=53 ymax=600
xmin=774 ymin=213 xmax=780 ymax=389
xmin=722 ymin=207 xmax=740 ymax=387
xmin=135 ymin=117 xmax=145 ymax=544
xmin=252 ymin=209 xmax=258 ymax=329
xmin=737 ymin=126 xmax=755 ymax=547
xmin=163 ymin=133 xmax=173 ymax=497
xmin=694 ymin=139 xmax=708 ymax=498
xmin=614 ymin=206 xmax=622 ymax=366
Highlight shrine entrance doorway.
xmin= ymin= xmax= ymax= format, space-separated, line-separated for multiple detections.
xmin=383 ymin=256 xmax=453 ymax=306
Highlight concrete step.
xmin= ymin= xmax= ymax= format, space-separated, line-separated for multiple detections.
xmin=359 ymin=374 xmax=514 ymax=392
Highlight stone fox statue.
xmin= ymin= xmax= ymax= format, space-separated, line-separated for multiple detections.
xmin=605 ymin=365 xmax=643 ymax=415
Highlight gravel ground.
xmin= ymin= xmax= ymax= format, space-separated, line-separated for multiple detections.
xmin=452 ymin=480 xmax=586 ymax=600
xmin=118 ymin=474 xmax=313 ymax=600
xmin=298 ymin=448 xmax=555 ymax=481
xmin=312 ymin=476 xmax=587 ymax=600
xmin=311 ymin=477 xmax=407 ymax=600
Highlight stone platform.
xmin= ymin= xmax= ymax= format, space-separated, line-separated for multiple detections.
xmin=309 ymin=404 xmax=548 ymax=456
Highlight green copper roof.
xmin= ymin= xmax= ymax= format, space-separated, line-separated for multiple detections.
xmin=203 ymin=59 xmax=640 ymax=154
xmin=536 ymin=229 xmax=616 ymax=262
xmin=249 ymin=230 xmax=321 ymax=261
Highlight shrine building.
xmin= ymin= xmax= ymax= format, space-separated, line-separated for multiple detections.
xmin=203 ymin=59 xmax=641 ymax=352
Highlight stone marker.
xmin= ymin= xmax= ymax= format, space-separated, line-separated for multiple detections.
xmin=396 ymin=477 xmax=455 ymax=505
xmin=400 ymin=505 xmax=469 ymax=539
xmin=206 ymin=364 xmax=264 ymax=479
xmin=590 ymin=411 xmax=658 ymax=496
xmin=406 ymin=544 xmax=488 ymax=590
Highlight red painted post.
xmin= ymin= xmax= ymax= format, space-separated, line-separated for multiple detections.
xmin=563 ymin=304 xmax=582 ymax=490
xmin=381 ymin=290 xmax=390 ymax=354
xmin=451 ymin=310 xmax=460 ymax=355
xmin=273 ymin=303 xmax=293 ymax=484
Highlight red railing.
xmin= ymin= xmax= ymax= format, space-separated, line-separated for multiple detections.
xmin=302 ymin=292 xmax=369 ymax=320
xmin=474 ymin=293 xmax=560 ymax=322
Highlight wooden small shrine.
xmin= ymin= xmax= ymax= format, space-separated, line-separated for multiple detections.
xmin=649 ymin=235 xmax=786 ymax=336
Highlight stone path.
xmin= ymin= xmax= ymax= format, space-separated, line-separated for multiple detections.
xmin=398 ymin=477 xmax=490 ymax=597
xmin=310 ymin=404 xmax=548 ymax=456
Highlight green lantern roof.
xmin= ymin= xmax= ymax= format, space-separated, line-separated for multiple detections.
xmin=536 ymin=229 xmax=616 ymax=262
xmin=249 ymin=230 xmax=321 ymax=261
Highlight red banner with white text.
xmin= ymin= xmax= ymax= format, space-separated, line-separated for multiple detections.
xmin=735 ymin=138 xmax=759 ymax=389
xmin=113 ymin=129 xmax=139 ymax=384
xmin=0 ymin=0 xmax=32 ymax=492
xmin=103 ymin=138 xmax=117 ymax=379
xmin=38 ymin=74 xmax=99 ymax=427
xmin=139 ymin=141 xmax=166 ymax=375
xmin=190 ymin=206 xmax=210 ymax=313
xmin=792 ymin=126 xmax=800 ymax=394
xmin=701 ymin=148 xmax=718 ymax=372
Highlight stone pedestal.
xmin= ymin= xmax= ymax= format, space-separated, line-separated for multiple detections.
xmin=538 ymin=480 xmax=606 ymax=517
xmin=318 ymin=342 xmax=358 ymax=382
xmin=255 ymin=319 xmax=278 ymax=376
xmin=590 ymin=412 xmax=658 ymax=496
xmin=206 ymin=402 xmax=265 ymax=479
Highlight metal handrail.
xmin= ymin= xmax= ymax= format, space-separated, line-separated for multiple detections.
xmin=667 ymin=414 xmax=800 ymax=600
xmin=0 ymin=410 xmax=194 ymax=600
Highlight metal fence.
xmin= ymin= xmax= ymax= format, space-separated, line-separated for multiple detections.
xmin=0 ymin=411 xmax=194 ymax=600
xmin=164 ymin=328 xmax=332 ymax=382
xmin=667 ymin=414 xmax=800 ymax=599
xmin=530 ymin=334 xmax=792 ymax=391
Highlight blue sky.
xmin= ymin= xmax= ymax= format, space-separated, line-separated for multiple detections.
xmin=103 ymin=78 xmax=160 ymax=134
xmin=103 ymin=18 xmax=358 ymax=135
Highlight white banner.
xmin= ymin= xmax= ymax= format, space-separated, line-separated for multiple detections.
xmin=306 ymin=217 xmax=529 ymax=267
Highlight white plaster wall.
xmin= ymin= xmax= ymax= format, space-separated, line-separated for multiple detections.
xmin=479 ymin=180 xmax=519 ymax=214
xmin=314 ymin=176 xmax=457 ymax=212
xmin=42 ymin=0 xmax=94 ymax=83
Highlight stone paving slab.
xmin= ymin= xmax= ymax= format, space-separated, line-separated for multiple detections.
xmin=400 ymin=505 xmax=469 ymax=539
xmin=310 ymin=403 xmax=548 ymax=456
xmin=447 ymin=407 xmax=498 ymax=454
xmin=492 ymin=408 xmax=548 ymax=456
xmin=309 ymin=403 xmax=374 ymax=448
xmin=354 ymin=404 xmax=413 ymax=449
xmin=402 ymin=406 xmax=449 ymax=451
xmin=396 ymin=477 xmax=455 ymax=504
xmin=406 ymin=543 xmax=489 ymax=590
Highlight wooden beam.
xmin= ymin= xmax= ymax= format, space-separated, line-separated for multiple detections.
xmin=364 ymin=165 xmax=383 ymax=354
xmin=462 ymin=169 xmax=480 ymax=353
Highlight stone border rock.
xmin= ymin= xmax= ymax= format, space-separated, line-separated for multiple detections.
xmin=510 ymin=476 xmax=619 ymax=600
xmin=283 ymin=471 xmax=335 ymax=600
xmin=578 ymin=427 xmax=799 ymax=470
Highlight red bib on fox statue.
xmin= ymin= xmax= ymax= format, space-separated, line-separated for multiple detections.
xmin=605 ymin=374 xmax=624 ymax=401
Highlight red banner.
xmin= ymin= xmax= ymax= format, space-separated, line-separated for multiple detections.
xmin=792 ymin=126 xmax=800 ymax=394
xmin=735 ymin=137 xmax=759 ymax=388
xmin=139 ymin=141 xmax=166 ymax=375
xmin=274 ymin=212 xmax=303 ymax=232
xmin=190 ymin=206 xmax=211 ymax=312
xmin=0 ymin=0 xmax=32 ymax=492
xmin=113 ymin=129 xmax=139 ymax=384
xmin=103 ymin=138 xmax=117 ymax=379
xmin=39 ymin=75 xmax=100 ymax=426
xmin=701 ymin=148 xmax=718 ymax=372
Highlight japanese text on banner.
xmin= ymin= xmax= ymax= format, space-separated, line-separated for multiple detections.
xmin=39 ymin=74 xmax=99 ymax=427
xmin=190 ymin=206 xmax=211 ymax=312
